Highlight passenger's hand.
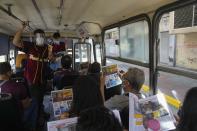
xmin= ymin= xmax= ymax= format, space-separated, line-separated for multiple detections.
xmin=174 ymin=114 xmax=180 ymax=126
xmin=100 ymin=72 xmax=105 ymax=88
xmin=118 ymin=70 xmax=125 ymax=78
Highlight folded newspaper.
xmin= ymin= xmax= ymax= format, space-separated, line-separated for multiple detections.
xmin=51 ymin=89 xmax=73 ymax=118
xmin=102 ymin=64 xmax=122 ymax=89
xmin=129 ymin=93 xmax=176 ymax=131
xmin=47 ymin=117 xmax=77 ymax=131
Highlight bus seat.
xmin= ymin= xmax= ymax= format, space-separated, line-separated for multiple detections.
xmin=0 ymin=93 xmax=23 ymax=130
xmin=58 ymin=74 xmax=79 ymax=90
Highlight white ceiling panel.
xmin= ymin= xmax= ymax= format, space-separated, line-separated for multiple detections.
xmin=0 ymin=0 xmax=176 ymax=36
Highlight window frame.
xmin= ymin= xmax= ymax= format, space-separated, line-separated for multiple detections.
xmin=102 ymin=14 xmax=153 ymax=92
xmin=102 ymin=14 xmax=151 ymax=68
xmin=152 ymin=0 xmax=197 ymax=94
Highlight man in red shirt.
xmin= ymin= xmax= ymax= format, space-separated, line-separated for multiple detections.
xmin=12 ymin=23 xmax=51 ymax=126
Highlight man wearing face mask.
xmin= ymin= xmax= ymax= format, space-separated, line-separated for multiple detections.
xmin=12 ymin=22 xmax=52 ymax=127
xmin=50 ymin=32 xmax=67 ymax=71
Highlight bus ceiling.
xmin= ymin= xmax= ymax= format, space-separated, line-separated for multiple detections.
xmin=0 ymin=0 xmax=176 ymax=36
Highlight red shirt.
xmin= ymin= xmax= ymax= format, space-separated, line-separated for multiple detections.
xmin=52 ymin=42 xmax=65 ymax=54
xmin=23 ymin=41 xmax=48 ymax=85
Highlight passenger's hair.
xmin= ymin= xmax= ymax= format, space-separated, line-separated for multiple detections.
xmin=61 ymin=55 xmax=72 ymax=69
xmin=120 ymin=105 xmax=129 ymax=130
xmin=88 ymin=62 xmax=101 ymax=74
xmin=0 ymin=62 xmax=11 ymax=75
xmin=77 ymin=106 xmax=123 ymax=131
xmin=123 ymin=67 xmax=145 ymax=92
xmin=71 ymin=75 xmax=103 ymax=115
xmin=33 ymin=29 xmax=45 ymax=35
xmin=53 ymin=32 xmax=60 ymax=39
xmin=178 ymin=87 xmax=197 ymax=131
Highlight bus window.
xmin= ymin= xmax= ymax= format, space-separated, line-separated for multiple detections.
xmin=157 ymin=4 xmax=197 ymax=102
xmin=106 ymin=58 xmax=150 ymax=87
xmin=104 ymin=28 xmax=120 ymax=57
xmin=104 ymin=18 xmax=150 ymax=89
xmin=120 ymin=20 xmax=149 ymax=63
xmin=74 ymin=43 xmax=91 ymax=63
xmin=85 ymin=38 xmax=94 ymax=63
xmin=0 ymin=55 xmax=7 ymax=62
xmin=9 ymin=50 xmax=15 ymax=71
xmin=157 ymin=71 xmax=197 ymax=102
xmin=95 ymin=44 xmax=102 ymax=64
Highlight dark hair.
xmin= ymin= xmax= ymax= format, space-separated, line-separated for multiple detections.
xmin=53 ymin=32 xmax=60 ymax=39
xmin=120 ymin=106 xmax=129 ymax=130
xmin=178 ymin=87 xmax=197 ymax=131
xmin=61 ymin=55 xmax=72 ymax=69
xmin=77 ymin=106 xmax=123 ymax=131
xmin=88 ymin=62 xmax=101 ymax=74
xmin=0 ymin=62 xmax=11 ymax=75
xmin=71 ymin=75 xmax=103 ymax=115
xmin=33 ymin=29 xmax=45 ymax=35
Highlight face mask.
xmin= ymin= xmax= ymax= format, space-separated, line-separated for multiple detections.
xmin=35 ymin=33 xmax=45 ymax=46
xmin=36 ymin=37 xmax=45 ymax=46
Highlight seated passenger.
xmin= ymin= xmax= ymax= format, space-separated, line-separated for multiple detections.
xmin=0 ymin=62 xmax=37 ymax=130
xmin=76 ymin=106 xmax=123 ymax=131
xmin=177 ymin=87 xmax=197 ymax=131
xmin=104 ymin=67 xmax=145 ymax=110
xmin=70 ymin=75 xmax=103 ymax=116
xmin=120 ymin=105 xmax=129 ymax=131
xmin=88 ymin=62 xmax=101 ymax=74
xmin=53 ymin=55 xmax=78 ymax=89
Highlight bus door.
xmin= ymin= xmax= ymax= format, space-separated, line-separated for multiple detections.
xmin=73 ymin=42 xmax=92 ymax=74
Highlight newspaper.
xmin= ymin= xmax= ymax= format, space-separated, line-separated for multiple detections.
xmin=47 ymin=117 xmax=77 ymax=131
xmin=102 ymin=64 xmax=122 ymax=89
xmin=129 ymin=93 xmax=176 ymax=131
xmin=51 ymin=89 xmax=73 ymax=118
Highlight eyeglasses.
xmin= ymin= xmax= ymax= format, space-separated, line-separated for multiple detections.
xmin=122 ymin=78 xmax=130 ymax=86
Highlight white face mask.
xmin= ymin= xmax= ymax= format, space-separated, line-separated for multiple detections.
xmin=36 ymin=37 xmax=45 ymax=46
xmin=35 ymin=33 xmax=45 ymax=46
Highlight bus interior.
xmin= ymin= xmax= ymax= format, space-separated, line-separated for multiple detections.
xmin=0 ymin=0 xmax=197 ymax=130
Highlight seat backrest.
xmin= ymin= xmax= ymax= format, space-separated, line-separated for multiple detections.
xmin=58 ymin=73 xmax=79 ymax=90
xmin=0 ymin=93 xmax=23 ymax=130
